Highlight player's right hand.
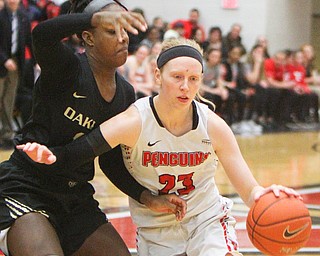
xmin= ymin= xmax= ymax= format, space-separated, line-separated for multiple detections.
xmin=16 ymin=142 xmax=56 ymax=165
xmin=93 ymin=10 xmax=147 ymax=42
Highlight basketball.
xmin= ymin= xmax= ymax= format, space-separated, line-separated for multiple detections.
xmin=246 ymin=191 xmax=312 ymax=255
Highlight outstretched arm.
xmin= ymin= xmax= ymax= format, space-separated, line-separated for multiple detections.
xmin=17 ymin=140 xmax=186 ymax=220
xmin=16 ymin=107 xmax=187 ymax=219
xmin=17 ymin=105 xmax=138 ymax=174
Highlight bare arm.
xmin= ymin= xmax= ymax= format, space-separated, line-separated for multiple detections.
xmin=207 ymin=111 xmax=300 ymax=207
xmin=17 ymin=105 xmax=187 ymax=219
xmin=99 ymin=105 xmax=141 ymax=148
xmin=208 ymin=112 xmax=259 ymax=206
xmin=17 ymin=105 xmax=140 ymax=168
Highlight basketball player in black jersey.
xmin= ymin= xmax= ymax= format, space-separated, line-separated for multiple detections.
xmin=0 ymin=1 xmax=186 ymax=255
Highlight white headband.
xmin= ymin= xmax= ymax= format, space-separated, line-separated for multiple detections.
xmin=83 ymin=0 xmax=115 ymax=14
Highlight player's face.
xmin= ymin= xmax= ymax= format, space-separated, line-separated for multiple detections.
xmin=89 ymin=4 xmax=129 ymax=68
xmin=156 ymin=56 xmax=202 ymax=107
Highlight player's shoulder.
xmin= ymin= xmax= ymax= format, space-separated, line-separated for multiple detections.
xmin=207 ymin=108 xmax=232 ymax=134
xmin=133 ymin=96 xmax=151 ymax=110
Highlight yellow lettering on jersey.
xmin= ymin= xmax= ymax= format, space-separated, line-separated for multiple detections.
xmin=73 ymin=113 xmax=83 ymax=124
xmin=64 ymin=107 xmax=96 ymax=129
xmin=64 ymin=107 xmax=76 ymax=119
xmin=82 ymin=117 xmax=95 ymax=129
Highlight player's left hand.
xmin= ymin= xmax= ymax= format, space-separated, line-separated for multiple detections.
xmin=16 ymin=142 xmax=56 ymax=165
xmin=253 ymin=184 xmax=302 ymax=201
xmin=140 ymin=190 xmax=187 ymax=221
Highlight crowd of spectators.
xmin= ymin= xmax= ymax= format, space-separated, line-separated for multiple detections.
xmin=1 ymin=1 xmax=320 ymax=145
xmin=0 ymin=0 xmax=72 ymax=148
xmin=118 ymin=6 xmax=320 ymax=135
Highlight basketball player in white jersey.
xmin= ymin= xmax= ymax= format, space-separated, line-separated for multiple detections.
xmin=18 ymin=38 xmax=301 ymax=256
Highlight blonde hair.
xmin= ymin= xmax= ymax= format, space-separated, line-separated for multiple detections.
xmin=159 ymin=38 xmax=215 ymax=110
xmin=160 ymin=38 xmax=203 ymax=55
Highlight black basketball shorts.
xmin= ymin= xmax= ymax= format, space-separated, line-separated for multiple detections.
xmin=0 ymin=159 xmax=107 ymax=255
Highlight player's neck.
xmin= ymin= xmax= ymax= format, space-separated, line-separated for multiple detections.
xmin=94 ymin=73 xmax=117 ymax=102
xmin=154 ymin=97 xmax=193 ymax=136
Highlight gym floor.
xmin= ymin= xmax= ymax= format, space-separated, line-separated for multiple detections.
xmin=0 ymin=130 xmax=319 ymax=255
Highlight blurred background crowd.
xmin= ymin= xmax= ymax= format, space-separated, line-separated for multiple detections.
xmin=0 ymin=0 xmax=320 ymax=149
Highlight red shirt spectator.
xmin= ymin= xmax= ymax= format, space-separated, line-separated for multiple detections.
xmin=286 ymin=51 xmax=312 ymax=94
xmin=170 ymin=8 xmax=205 ymax=41
xmin=264 ymin=57 xmax=285 ymax=81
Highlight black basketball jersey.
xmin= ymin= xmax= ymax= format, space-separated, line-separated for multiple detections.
xmin=12 ymin=13 xmax=136 ymax=182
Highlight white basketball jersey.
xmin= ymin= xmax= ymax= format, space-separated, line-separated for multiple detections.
xmin=121 ymin=97 xmax=221 ymax=228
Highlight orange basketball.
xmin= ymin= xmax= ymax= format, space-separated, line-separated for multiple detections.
xmin=246 ymin=191 xmax=312 ymax=255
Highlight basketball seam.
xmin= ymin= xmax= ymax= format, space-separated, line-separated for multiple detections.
xmin=250 ymin=231 xmax=310 ymax=244
xmin=253 ymin=215 xmax=311 ymax=227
